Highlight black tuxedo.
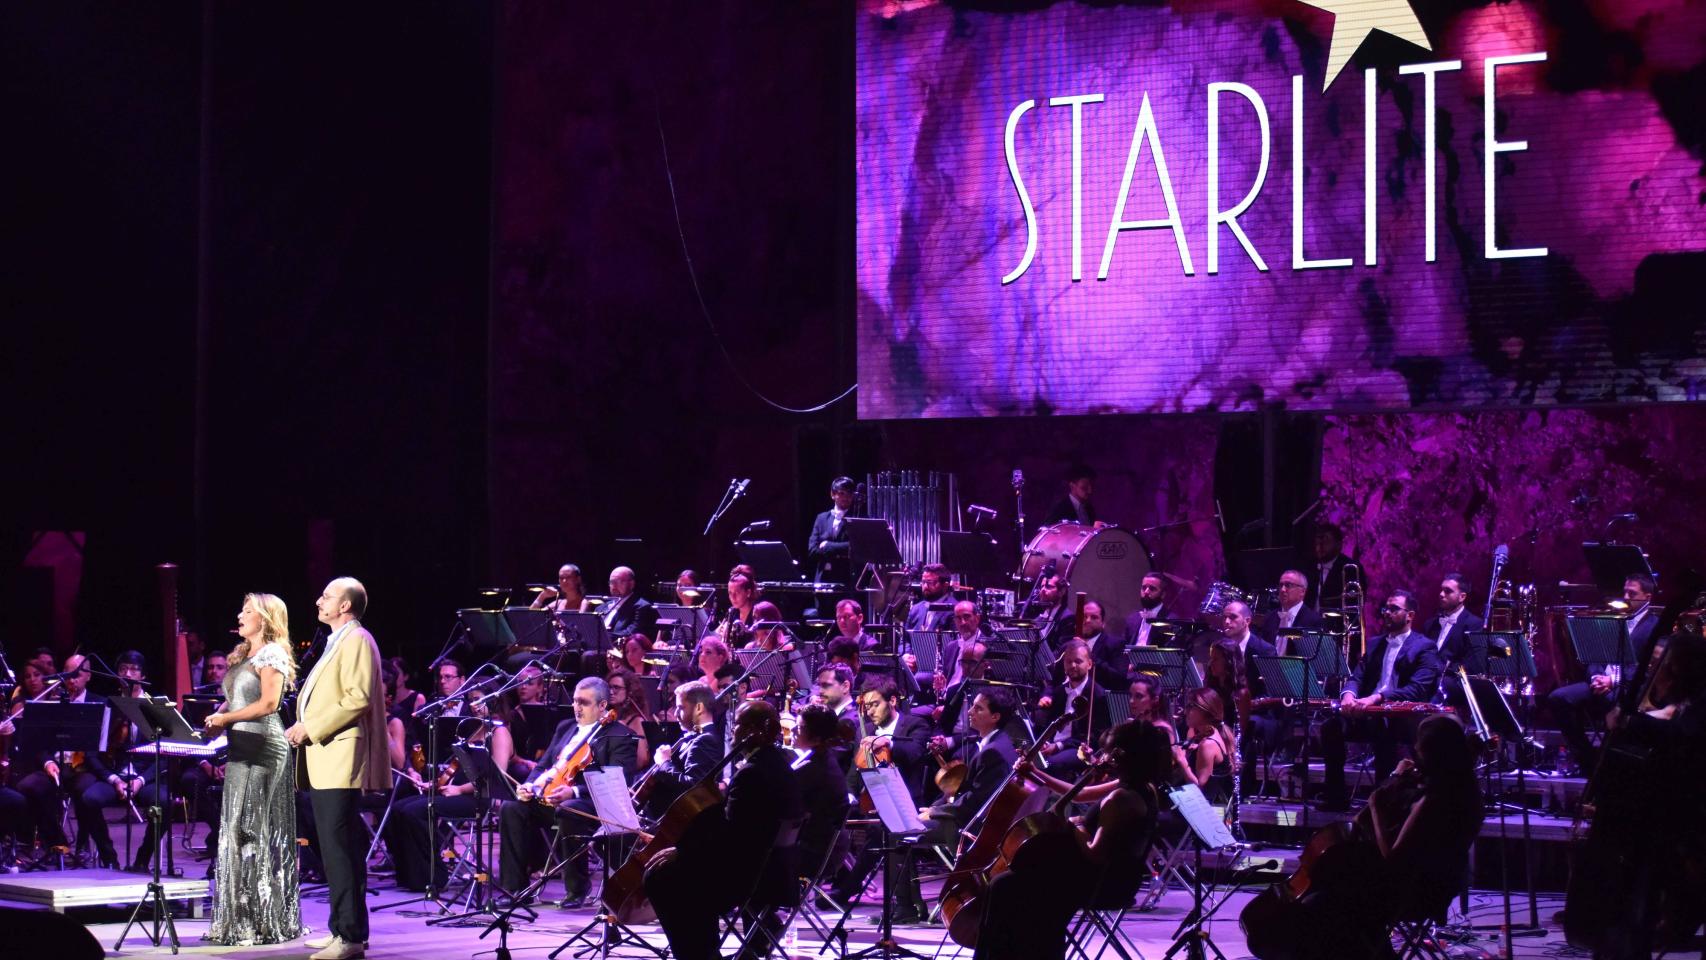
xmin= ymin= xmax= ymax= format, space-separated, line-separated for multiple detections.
xmin=795 ymin=748 xmax=849 ymax=877
xmin=1321 ymin=631 xmax=1440 ymax=807
xmin=601 ymin=594 xmax=658 ymax=640
xmin=1122 ymin=604 xmax=1181 ymax=646
xmin=1043 ymin=496 xmax=1095 ymax=526
xmin=954 ymin=729 xmax=1018 ymax=822
xmin=1546 ymin=605 xmax=1660 ymax=772
xmin=1257 ymin=603 xmax=1327 ymax=648
xmin=1087 ymin=630 xmax=1129 ymax=690
xmin=498 ymin=718 xmax=641 ymax=896
xmin=846 ymin=712 xmax=930 ymax=800
xmin=1040 ymin=679 xmax=1111 ymax=753
xmin=647 ymin=744 xmax=803 ymax=960
xmin=807 ymin=510 xmax=852 ymax=582
xmin=906 ymin=598 xmax=956 ymax=634
xmin=1237 ymin=634 xmax=1280 ymax=696
xmin=1306 ymin=553 xmax=1356 ymax=608
xmin=1421 ymin=608 xmax=1485 ymax=675
xmin=643 ymin=724 xmax=727 ymax=818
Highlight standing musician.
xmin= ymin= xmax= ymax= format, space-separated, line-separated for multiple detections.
xmin=498 ymin=676 xmax=639 ymax=906
xmin=639 ymin=680 xmax=725 ymax=819
xmin=598 ymin=567 xmax=658 ymax=641
xmin=1422 ymin=572 xmax=1484 ymax=697
xmin=830 ymin=677 xmax=931 ymax=921
xmin=1547 ymin=575 xmax=1658 ymax=774
xmin=981 ymin=721 xmax=1171 ymax=960
xmin=532 ymin=563 xmax=588 ymax=613
xmin=905 ymin=564 xmax=957 ymax=634
xmin=1319 ymin=590 xmax=1442 ymax=811
xmin=1123 ymin=572 xmax=1179 ymax=648
xmin=807 ymin=477 xmax=857 ymax=584
xmin=1306 ymin=523 xmax=1356 ymax=611
xmin=384 ymin=693 xmax=515 ymax=892
xmin=1037 ymin=639 xmax=1112 ymax=783
xmin=644 ymin=700 xmax=804 ymax=960
xmin=1257 ymin=571 xmax=1326 ymax=651
xmin=1042 ymin=462 xmax=1099 ymax=526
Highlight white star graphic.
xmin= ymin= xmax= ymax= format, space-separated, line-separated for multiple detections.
xmin=1297 ymin=0 xmax=1432 ymax=91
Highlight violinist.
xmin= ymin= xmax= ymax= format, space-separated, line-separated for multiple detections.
xmin=497 ymin=677 xmax=638 ymax=906
xmin=741 ymin=601 xmax=811 ymax=697
xmin=384 ymin=691 xmax=516 ymax=893
xmin=692 ymin=635 xmax=740 ymax=694
xmin=644 ymin=700 xmax=803 ymax=960
xmin=1173 ymin=687 xmax=1236 ymax=804
xmin=720 ymin=573 xmax=759 ymax=644
xmin=605 ymin=666 xmax=652 ymax=770
xmin=1038 ymin=640 xmax=1112 ymax=782
xmin=639 ymin=680 xmax=725 ymax=819
xmin=11 ymin=656 xmax=97 ymax=859
xmin=1127 ymin=675 xmax=1179 ymax=747
xmin=830 ymin=677 xmax=931 ymax=921
xmin=70 ymin=654 xmax=151 ymax=869
xmin=923 ymin=689 xmax=1018 ymax=847
xmin=981 ymin=721 xmax=1171 ymax=960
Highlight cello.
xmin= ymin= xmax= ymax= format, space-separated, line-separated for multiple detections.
xmin=937 ymin=694 xmax=1087 ymax=947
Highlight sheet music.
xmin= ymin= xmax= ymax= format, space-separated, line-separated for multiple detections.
xmin=583 ymin=767 xmax=643 ymax=836
xmin=1167 ymin=783 xmax=1236 ymax=849
xmin=860 ymin=767 xmax=927 ymax=835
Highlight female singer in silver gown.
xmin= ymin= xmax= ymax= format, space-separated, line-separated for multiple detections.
xmin=202 ymin=592 xmax=304 ymax=945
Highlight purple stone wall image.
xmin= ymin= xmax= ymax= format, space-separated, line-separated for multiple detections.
xmin=856 ymin=0 xmax=1706 ymax=417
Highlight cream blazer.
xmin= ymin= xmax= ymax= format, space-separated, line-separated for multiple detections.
xmin=296 ymin=622 xmax=390 ymax=791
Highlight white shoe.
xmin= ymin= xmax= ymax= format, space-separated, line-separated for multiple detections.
xmin=309 ymin=936 xmax=366 ymax=960
xmin=304 ymin=934 xmax=337 ymax=949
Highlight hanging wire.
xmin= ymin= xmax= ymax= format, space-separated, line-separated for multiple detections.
xmin=653 ymin=99 xmax=858 ymax=415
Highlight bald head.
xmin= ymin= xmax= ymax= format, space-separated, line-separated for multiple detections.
xmin=318 ymin=577 xmax=367 ymax=625
xmin=609 ymin=566 xmax=636 ymax=598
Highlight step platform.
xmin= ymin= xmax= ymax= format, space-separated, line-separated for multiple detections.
xmin=0 ymin=868 xmax=207 ymax=915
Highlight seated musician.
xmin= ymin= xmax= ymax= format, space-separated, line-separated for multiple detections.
xmin=640 ymin=680 xmax=725 ymax=819
xmin=1421 ymin=572 xmax=1484 ymax=682
xmin=1023 ymin=572 xmax=1073 ymax=650
xmin=605 ymin=666 xmax=652 ymax=770
xmin=12 ymin=654 xmax=99 ymax=857
xmin=1319 ymin=590 xmax=1441 ymax=812
xmin=905 ymin=563 xmax=957 ymax=635
xmin=497 ymin=677 xmax=639 ymax=906
xmin=53 ymin=653 xmax=154 ymax=869
xmin=922 ymin=688 xmax=1019 ymax=846
xmin=645 ymin=700 xmax=804 ymax=960
xmin=830 ymin=677 xmax=931 ymax=920
xmin=721 ymin=573 xmax=760 ymax=644
xmin=1172 ymin=687 xmax=1236 ymax=804
xmin=1123 ymin=571 xmax=1179 ymax=647
xmin=385 ymin=692 xmax=516 ymax=892
xmin=921 ymin=600 xmax=991 ymax=704
xmin=833 ymin=598 xmax=880 ymax=651
xmin=813 ymin=662 xmax=859 ymax=777
xmin=598 ymin=566 xmax=658 ymax=640
xmin=692 ymin=635 xmax=740 ymax=693
xmin=1245 ymin=715 xmax=1482 ymax=960
xmin=1 ymin=694 xmax=32 ymax=848
xmin=807 ymin=476 xmax=856 ymax=584
xmin=192 ymin=649 xmax=229 ymax=695
xmin=742 ymin=601 xmax=811 ymax=698
xmin=531 ymin=563 xmax=588 ymax=613
xmin=1257 ymin=570 xmax=1326 ymax=651
xmin=1081 ymin=601 xmax=1128 ymax=691
xmin=674 ymin=569 xmax=705 ymax=607
xmin=1546 ymin=575 xmax=1658 ymax=774
xmin=1127 ymin=674 xmax=1179 ymax=747
xmin=980 ymin=720 xmax=1171 ymax=960
xmin=928 ymin=640 xmax=989 ymax=746
xmin=791 ymin=704 xmax=852 ymax=884
xmin=1037 ymin=639 xmax=1113 ymax=783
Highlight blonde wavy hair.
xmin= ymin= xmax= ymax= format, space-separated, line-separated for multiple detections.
xmin=230 ymin=592 xmax=298 ymax=686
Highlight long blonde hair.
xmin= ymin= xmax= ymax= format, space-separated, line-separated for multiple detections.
xmin=230 ymin=592 xmax=298 ymax=686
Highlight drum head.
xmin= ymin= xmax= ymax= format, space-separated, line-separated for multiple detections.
xmin=1021 ymin=522 xmax=1151 ymax=630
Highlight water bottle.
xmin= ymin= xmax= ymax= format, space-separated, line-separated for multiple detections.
xmin=783 ymin=919 xmax=799 ymax=957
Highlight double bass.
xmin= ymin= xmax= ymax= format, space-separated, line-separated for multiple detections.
xmin=937 ymin=695 xmax=1088 ymax=947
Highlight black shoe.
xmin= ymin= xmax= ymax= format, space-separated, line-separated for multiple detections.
xmin=124 ymin=860 xmax=152 ymax=875
xmin=559 ymin=893 xmax=591 ymax=909
xmin=98 ymin=852 xmax=121 ymax=870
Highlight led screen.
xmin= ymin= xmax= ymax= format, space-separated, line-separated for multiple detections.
xmin=855 ymin=0 xmax=1706 ymax=416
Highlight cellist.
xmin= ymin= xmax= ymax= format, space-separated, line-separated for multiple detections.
xmin=976 ymin=720 xmax=1170 ymax=960
xmin=496 ymin=676 xmax=638 ymax=906
xmin=922 ymin=689 xmax=1019 ymax=852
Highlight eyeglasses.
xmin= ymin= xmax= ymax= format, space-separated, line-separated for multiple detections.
xmin=1380 ymin=604 xmax=1406 ymax=613
xmin=572 ymin=697 xmax=597 ymax=707
xmin=609 ymin=684 xmax=626 ymax=691
xmin=1279 ymin=582 xmax=1305 ymax=590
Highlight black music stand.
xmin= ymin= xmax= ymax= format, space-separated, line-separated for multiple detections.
xmin=553 ymin=769 xmax=664 ymax=960
xmin=520 ymin=704 xmax=574 ymax=761
xmin=1292 ymin=631 xmax=1351 ymax=682
xmin=1474 ymin=631 xmax=1536 ymax=681
xmin=846 ymin=519 xmax=904 ymax=590
xmin=939 ymin=531 xmax=1004 ymax=590
xmin=641 ymin=721 xmax=683 ymax=757
xmin=459 ymin=608 xmax=518 ymax=651
xmin=1129 ymin=647 xmax=1201 ymax=695
xmin=909 ymin=630 xmax=953 ymax=676
xmin=733 ymin=647 xmax=790 ymax=700
xmin=1459 ymin=676 xmax=1545 ymax=942
xmin=433 ymin=743 xmax=515 ymax=926
xmin=1161 ymin=783 xmax=1239 ymax=960
xmin=554 ymin=612 xmax=611 ymax=655
xmin=736 ymin=540 xmax=803 ymax=583
xmin=1581 ymin=542 xmax=1654 ymax=596
xmin=502 ymin=607 xmax=559 ymax=653
xmin=110 ymin=696 xmax=197 ymax=953
xmin=377 ymin=713 xmax=473 ymax=915
xmin=1250 ymin=656 xmax=1324 ymax=702
xmin=844 ymin=768 xmax=930 ymax=960
xmin=1564 ymin=616 xmax=1634 ymax=673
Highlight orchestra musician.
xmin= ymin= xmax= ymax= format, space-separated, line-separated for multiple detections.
xmin=674 ymin=569 xmax=706 ymax=607
xmin=183 ymin=631 xmax=207 ymax=690
xmin=1306 ymin=523 xmax=1356 ymax=610
xmin=830 ymin=677 xmax=931 ymax=921
xmin=921 ymin=689 xmax=1019 ymax=849
xmin=1422 ymin=572 xmax=1485 ymax=698
xmin=192 ymin=649 xmax=229 ymax=694
xmin=1081 ymin=600 xmax=1128 ymax=690
xmin=1037 ymin=639 xmax=1112 ymax=783
xmin=1025 ymin=573 xmax=1075 ymax=650
xmin=1042 ymin=462 xmax=1098 ymax=526
xmin=904 ymin=564 xmax=956 ymax=634
xmin=807 ymin=477 xmax=856 ymax=584
xmin=743 ymin=601 xmax=811 ymax=696
xmin=721 ymin=573 xmax=759 ymax=643
xmin=498 ymin=676 xmax=638 ymax=906
xmin=639 ymin=680 xmax=725 ymax=819
xmin=70 ymin=654 xmax=153 ymax=870
xmin=605 ymin=666 xmax=652 ymax=771
xmin=692 ymin=635 xmax=740 ymax=694
xmin=1257 ymin=571 xmax=1326 ymax=651
xmin=598 ymin=566 xmax=657 ymax=641
xmin=1123 ymin=572 xmax=1178 ymax=648
xmin=929 ymin=640 xmax=989 ymax=742
xmin=644 ymin=700 xmax=803 ymax=960
xmin=434 ymin=659 xmax=467 ymax=717
xmin=833 ymin=598 xmax=880 ymax=651
xmin=11 ymin=655 xmax=96 ymax=859
xmin=790 ymin=704 xmax=852 ymax=886
xmin=531 ymin=563 xmax=588 ymax=613
xmin=1172 ymin=687 xmax=1236 ymax=803
xmin=384 ymin=692 xmax=515 ymax=893
xmin=1127 ymin=674 xmax=1179 ymax=747
xmin=983 ymin=720 xmax=1171 ymax=960
xmin=1547 ymin=575 xmax=1658 ymax=774
xmin=1318 ymin=590 xmax=1442 ymax=812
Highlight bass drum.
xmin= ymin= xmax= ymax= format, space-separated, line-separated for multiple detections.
xmin=1020 ymin=522 xmax=1151 ymax=631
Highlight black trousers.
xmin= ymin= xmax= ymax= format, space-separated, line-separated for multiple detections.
xmin=0 ymin=786 xmax=29 ymax=843
xmin=497 ymin=797 xmax=598 ymax=896
xmin=1320 ymin=715 xmax=1403 ymax=805
xmin=385 ymin=793 xmax=478 ymax=892
xmin=72 ymin=773 xmax=137 ymax=861
xmin=1546 ymin=681 xmax=1610 ymax=773
xmin=645 ymin=850 xmax=730 ymax=960
xmin=310 ymin=788 xmax=368 ymax=944
xmin=13 ymin=771 xmax=67 ymax=847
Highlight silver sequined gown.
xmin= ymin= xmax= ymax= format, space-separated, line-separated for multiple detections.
xmin=204 ymin=644 xmax=303 ymax=945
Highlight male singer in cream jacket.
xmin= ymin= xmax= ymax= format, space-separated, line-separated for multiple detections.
xmin=287 ymin=577 xmax=389 ymax=960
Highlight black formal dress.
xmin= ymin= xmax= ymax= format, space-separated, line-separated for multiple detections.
xmin=497 ymin=719 xmax=640 ymax=898
xmin=645 ymin=744 xmax=804 ymax=960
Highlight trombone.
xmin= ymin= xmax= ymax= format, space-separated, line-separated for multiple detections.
xmin=1339 ymin=563 xmax=1365 ymax=672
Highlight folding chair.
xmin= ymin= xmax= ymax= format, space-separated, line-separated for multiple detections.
xmin=716 ymin=816 xmax=805 ymax=959
xmin=793 ymin=823 xmax=851 ymax=957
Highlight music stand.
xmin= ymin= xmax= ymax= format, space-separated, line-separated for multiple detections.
xmin=519 ymin=704 xmax=574 ymax=762
xmin=979 ymin=646 xmax=1032 ymax=686
xmin=1145 ymin=620 xmax=1192 ymax=649
xmin=1104 ymin=690 xmax=1132 ymax=726
xmin=1564 ymin=615 xmax=1635 ymax=671
xmin=16 ymin=700 xmax=110 ymax=753
xmin=1581 ymin=542 xmax=1655 ymax=596
xmin=502 ymin=607 xmax=559 ymax=652
xmin=1291 ymin=632 xmax=1351 ymax=680
xmin=555 ymin=769 xmax=664 ymax=960
xmin=1161 ymin=783 xmax=1238 ymax=960
xmin=846 ymin=518 xmax=903 ymax=589
xmin=641 ymin=721 xmax=683 ymax=756
xmin=840 ymin=768 xmax=930 ymax=960
xmin=458 ymin=609 xmax=517 ymax=651
xmin=736 ymin=540 xmax=803 ymax=583
xmin=1128 ymin=647 xmax=1201 ymax=694
xmin=110 ymin=695 xmax=198 ymax=953
xmin=909 ymin=630 xmax=952 ymax=676
xmin=178 ymin=694 xmax=222 ymax=728
xmin=939 ymin=531 xmax=1003 ymax=590
xmin=433 ymin=743 xmax=514 ymax=926
xmin=1459 ymin=676 xmax=1546 ymax=941
xmin=1250 ymin=656 xmax=1324 ymax=702
xmin=733 ymin=648 xmax=789 ymax=699
xmin=554 ymin=612 xmax=610 ymax=654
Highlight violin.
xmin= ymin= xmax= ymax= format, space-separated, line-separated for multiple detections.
xmin=533 ymin=709 xmax=617 ymax=805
